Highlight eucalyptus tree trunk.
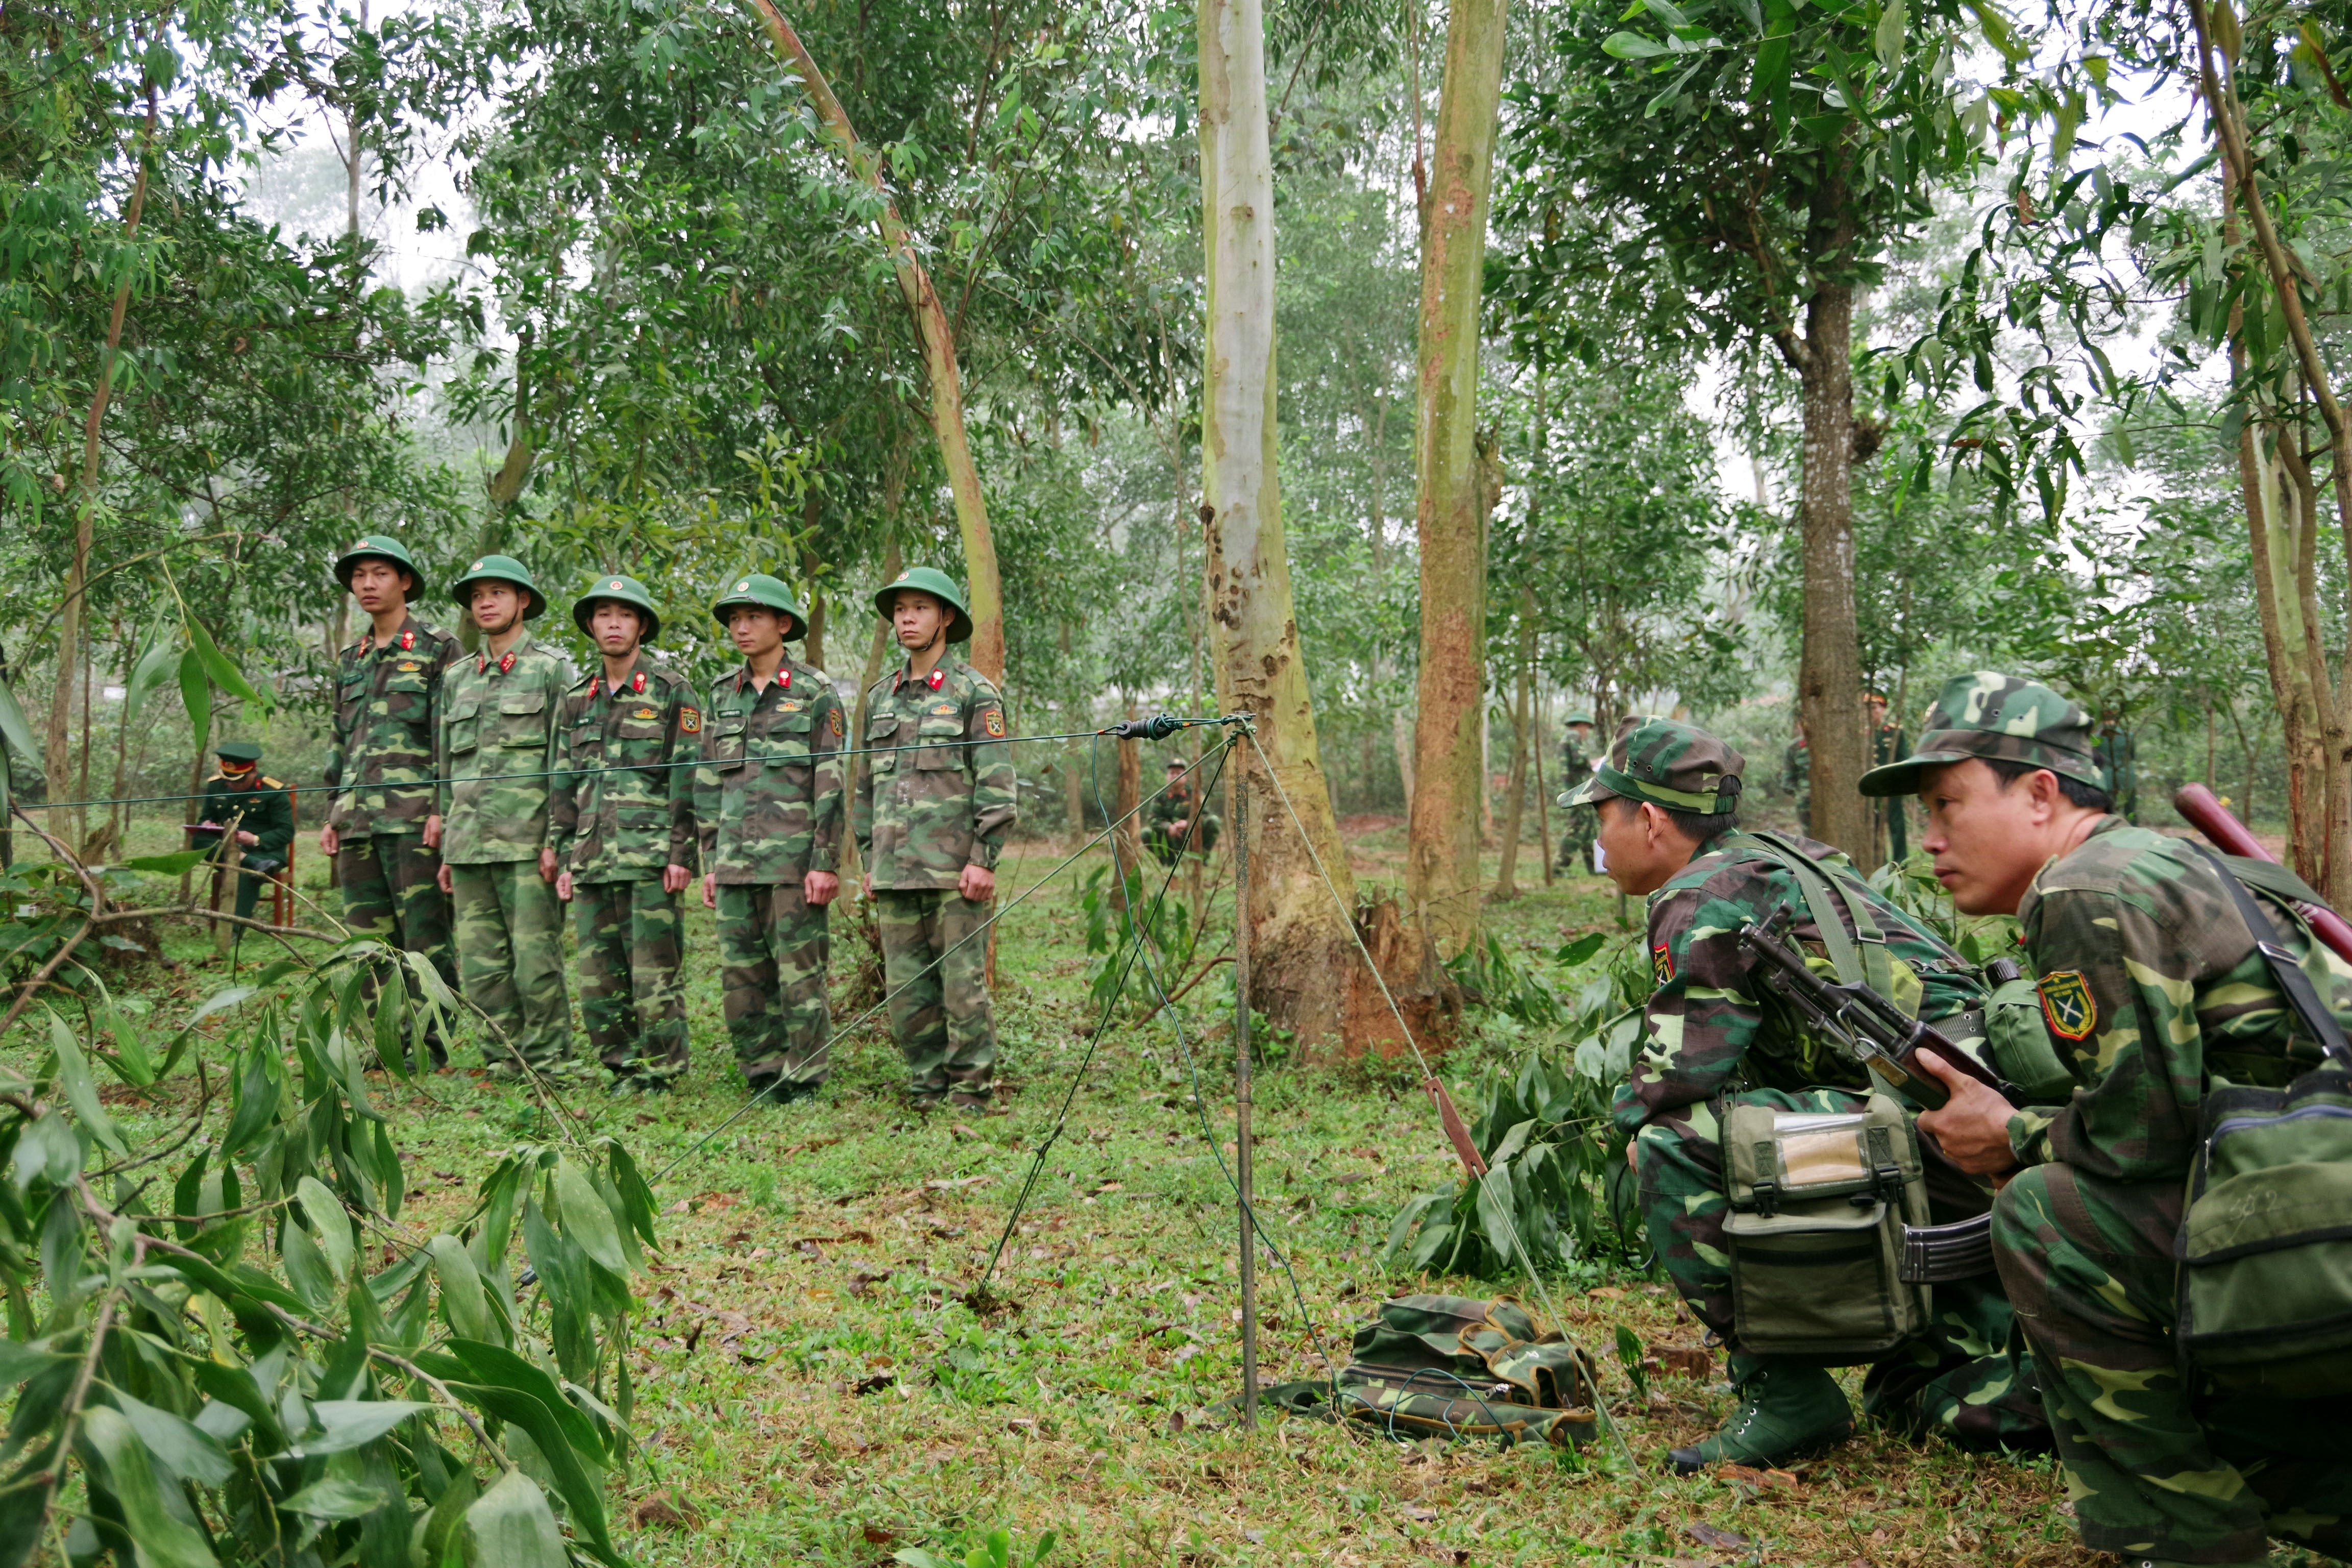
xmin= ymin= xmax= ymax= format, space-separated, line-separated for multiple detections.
xmin=744 ymin=0 xmax=1004 ymax=679
xmin=2239 ymin=428 xmax=2328 ymax=885
xmin=1405 ymin=0 xmax=1509 ymax=958
xmin=1199 ymin=0 xmax=1355 ymax=1042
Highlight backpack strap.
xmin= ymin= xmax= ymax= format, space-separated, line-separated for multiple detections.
xmin=1726 ymin=831 xmax=1905 ymax=1008
xmin=2190 ymin=845 xmax=2352 ymax=1070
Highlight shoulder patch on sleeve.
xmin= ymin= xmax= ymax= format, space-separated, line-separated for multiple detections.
xmin=830 ymin=706 xmax=845 ymax=738
xmin=679 ymin=707 xmax=701 ymax=734
xmin=2038 ymin=970 xmax=2097 ymax=1040
xmin=983 ymin=707 xmax=1006 ymax=739
xmin=1653 ymin=943 xmax=1675 ymax=986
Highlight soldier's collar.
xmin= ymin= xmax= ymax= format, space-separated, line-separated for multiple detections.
xmin=736 ymin=661 xmax=793 ymax=693
xmin=477 ymin=629 xmax=533 ymax=675
xmin=363 ymin=613 xmax=424 ymax=655
xmin=893 ymin=659 xmax=950 ymax=693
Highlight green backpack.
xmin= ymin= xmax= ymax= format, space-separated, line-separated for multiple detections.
xmin=1259 ymin=1295 xmax=1598 ymax=1447
xmin=2175 ymin=851 xmax=2352 ymax=1395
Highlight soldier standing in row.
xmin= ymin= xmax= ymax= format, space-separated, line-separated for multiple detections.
xmin=189 ymin=741 xmax=294 ymax=940
xmin=2093 ymin=698 xmax=2139 ymax=822
xmin=321 ymin=536 xmax=461 ymax=1058
xmin=429 ymin=556 xmax=576 ymax=1077
xmin=696 ymin=575 xmax=844 ymax=1103
xmin=854 ymin=569 xmax=1016 ymax=1112
xmin=554 ymin=576 xmax=699 ymax=1092
xmin=1554 ymin=710 xmax=1596 ymax=873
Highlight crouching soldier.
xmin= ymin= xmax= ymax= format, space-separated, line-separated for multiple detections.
xmin=430 ymin=555 xmax=576 ymax=1077
xmin=696 ymin=575 xmax=844 ymax=1103
xmin=854 ymin=568 xmax=1015 ymax=1112
xmin=554 ymin=576 xmax=698 ymax=1091
xmin=1561 ymin=716 xmax=2046 ymax=1471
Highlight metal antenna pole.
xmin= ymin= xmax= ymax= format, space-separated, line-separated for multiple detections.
xmin=1233 ymin=746 xmax=1258 ymax=1430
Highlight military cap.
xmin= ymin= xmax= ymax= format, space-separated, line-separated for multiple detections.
xmin=1559 ymin=716 xmax=1744 ymax=815
xmin=574 ymin=574 xmax=663 ymax=644
xmin=712 ymin=573 xmax=807 ymax=641
xmin=334 ymin=534 xmax=426 ymax=600
xmin=1564 ymin=710 xmax=1596 ymax=727
xmin=450 ymin=554 xmax=548 ymax=620
xmin=872 ymin=566 xmax=973 ymax=646
xmin=214 ymin=741 xmax=263 ymax=764
xmin=1858 ymin=672 xmax=2104 ymax=797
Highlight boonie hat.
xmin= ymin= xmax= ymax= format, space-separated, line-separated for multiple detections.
xmin=1559 ymin=716 xmax=1744 ymax=816
xmin=1857 ymin=672 xmax=2104 ymax=797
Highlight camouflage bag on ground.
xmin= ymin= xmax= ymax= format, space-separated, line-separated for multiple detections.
xmin=1722 ymin=1094 xmax=1930 ymax=1357
xmin=1259 ymin=1294 xmax=1598 ymax=1446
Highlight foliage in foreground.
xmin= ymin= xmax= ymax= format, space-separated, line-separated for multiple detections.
xmin=0 ymin=942 xmax=659 ymax=1568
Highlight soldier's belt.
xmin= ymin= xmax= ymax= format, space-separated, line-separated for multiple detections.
xmin=1898 ymin=1212 xmax=1995 ymax=1283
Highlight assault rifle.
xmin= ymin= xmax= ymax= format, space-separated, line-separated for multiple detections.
xmin=1737 ymin=909 xmax=2019 ymax=1113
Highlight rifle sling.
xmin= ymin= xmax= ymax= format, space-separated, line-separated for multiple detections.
xmin=1728 ymin=831 xmax=1902 ymax=1009
xmin=2190 ymin=845 xmax=2352 ymax=1070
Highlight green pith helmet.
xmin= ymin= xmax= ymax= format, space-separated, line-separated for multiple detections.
xmin=1560 ymin=715 xmax=1744 ymax=815
xmin=711 ymin=574 xmax=807 ymax=641
xmin=214 ymin=741 xmax=263 ymax=765
xmin=1564 ymin=710 xmax=1596 ymax=727
xmin=574 ymin=574 xmax=663 ymax=645
xmin=334 ymin=534 xmax=427 ymax=601
xmin=1858 ymin=672 xmax=2104 ymax=798
xmin=871 ymin=566 xmax=973 ymax=646
xmin=449 ymin=554 xmax=548 ymax=621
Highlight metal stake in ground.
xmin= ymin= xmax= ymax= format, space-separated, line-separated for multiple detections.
xmin=1233 ymin=766 xmax=1257 ymax=1431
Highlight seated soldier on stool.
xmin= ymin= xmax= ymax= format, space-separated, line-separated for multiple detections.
xmin=189 ymin=741 xmax=294 ymax=944
xmin=1561 ymin=716 xmax=2046 ymax=1471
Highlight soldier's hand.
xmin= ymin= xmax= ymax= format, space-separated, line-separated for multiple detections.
xmin=663 ymin=863 xmax=691 ymax=895
xmin=319 ymin=825 xmax=340 ymax=856
xmin=701 ymin=871 xmax=717 ymax=910
xmin=436 ymin=864 xmax=453 ymax=896
xmin=538 ymin=846 xmax=558 ymax=883
xmin=804 ymin=870 xmax=840 ymax=906
xmin=959 ymin=863 xmax=996 ymax=902
xmin=422 ymin=815 xmax=443 ymax=849
xmin=1914 ymin=1055 xmax=2021 ymax=1178
xmin=236 ymin=829 xmax=259 ymax=847
xmin=556 ymin=871 xmax=573 ymax=902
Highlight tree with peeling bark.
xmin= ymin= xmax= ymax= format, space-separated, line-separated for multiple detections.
xmin=1198 ymin=0 xmax=1358 ymax=1043
xmin=1496 ymin=0 xmax=2006 ymax=868
xmin=1406 ymin=0 xmax=1511 ymax=960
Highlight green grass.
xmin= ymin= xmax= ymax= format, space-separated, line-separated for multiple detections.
xmin=18 ymin=811 xmax=2100 ymax=1566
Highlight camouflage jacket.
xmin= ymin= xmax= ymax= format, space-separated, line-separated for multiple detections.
xmin=1147 ymin=775 xmax=1199 ymax=828
xmin=693 ymin=659 xmax=845 ymax=885
xmin=434 ymin=630 xmax=572 ymax=865
xmin=853 ymin=657 xmax=1016 ymax=890
xmin=193 ymin=774 xmax=295 ymax=861
xmin=325 ymin=614 xmax=462 ymax=836
xmin=2010 ymin=816 xmax=2352 ymax=1180
xmin=552 ymin=657 xmax=700 ymax=883
xmin=1612 ymin=832 xmax=1988 ymax=1136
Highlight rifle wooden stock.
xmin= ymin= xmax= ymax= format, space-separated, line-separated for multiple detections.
xmin=2173 ymin=783 xmax=2352 ymax=968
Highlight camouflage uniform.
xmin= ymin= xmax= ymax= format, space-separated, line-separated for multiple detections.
xmin=190 ymin=745 xmax=295 ymax=927
xmin=1554 ymin=721 xmax=1595 ymax=872
xmin=437 ymin=600 xmax=575 ymax=1076
xmin=1145 ymin=769 xmax=1219 ymax=864
xmin=696 ymin=647 xmax=845 ymax=1092
xmin=326 ymin=594 xmax=462 ymax=1020
xmin=1564 ymin=718 xmax=2046 ymax=1458
xmin=1865 ymin=675 xmax=2352 ymax=1565
xmin=553 ymin=638 xmax=699 ymax=1086
xmin=2094 ymin=714 xmax=2140 ymax=822
xmin=854 ymin=570 xmax=1017 ymax=1107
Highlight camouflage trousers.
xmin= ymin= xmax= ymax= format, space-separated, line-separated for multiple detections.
xmin=1993 ymin=1163 xmax=2352 ymax=1562
xmin=714 ymin=883 xmax=829 ymax=1089
xmin=874 ymin=888 xmax=996 ymax=1103
xmin=1556 ymin=813 xmax=1595 ymax=873
xmin=1634 ymin=1087 xmax=2049 ymax=1453
xmin=448 ymin=861 xmax=574 ymax=1075
xmin=572 ymin=879 xmax=685 ymax=1085
xmin=336 ymin=834 xmax=456 ymax=1062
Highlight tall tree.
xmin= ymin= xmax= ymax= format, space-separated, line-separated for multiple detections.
xmin=1199 ymin=0 xmax=1356 ymax=1040
xmin=1498 ymin=0 xmax=2004 ymax=866
xmin=1405 ymin=0 xmax=1510 ymax=958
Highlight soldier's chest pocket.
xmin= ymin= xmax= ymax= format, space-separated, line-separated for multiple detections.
xmin=866 ymin=714 xmax=902 ymax=773
xmin=492 ymin=689 xmax=549 ymax=747
xmin=914 ymin=712 xmax=966 ymax=770
xmin=446 ymin=698 xmax=483 ymax=756
xmin=383 ymin=669 xmax=433 ymax=727
xmin=751 ymin=710 xmax=814 ymax=768
xmin=707 ymin=720 xmax=750 ymax=772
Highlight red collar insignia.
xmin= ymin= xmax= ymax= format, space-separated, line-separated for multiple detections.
xmin=399 ymin=629 xmax=415 ymax=651
xmin=500 ymin=651 xmax=516 ymax=674
xmin=926 ymin=668 xmax=945 ymax=691
xmin=632 ymin=670 xmax=646 ymax=693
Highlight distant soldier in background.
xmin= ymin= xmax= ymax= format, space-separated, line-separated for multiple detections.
xmin=554 ymin=576 xmax=698 ymax=1092
xmin=1146 ymin=757 xmax=1219 ymax=864
xmin=321 ymin=535 xmax=461 ymax=1060
xmin=430 ymin=555 xmax=575 ymax=1078
xmin=1867 ymin=690 xmax=1908 ymax=863
xmin=854 ymin=568 xmax=1016 ymax=1112
xmin=1782 ymin=717 xmax=1810 ymax=834
xmin=188 ymin=741 xmax=294 ymax=938
xmin=1554 ymin=710 xmax=1597 ymax=873
xmin=2093 ymin=698 xmax=2139 ymax=822
xmin=696 ymin=575 xmax=844 ymax=1102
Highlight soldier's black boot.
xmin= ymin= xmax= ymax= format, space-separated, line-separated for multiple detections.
xmin=1668 ymin=1354 xmax=1853 ymax=1474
